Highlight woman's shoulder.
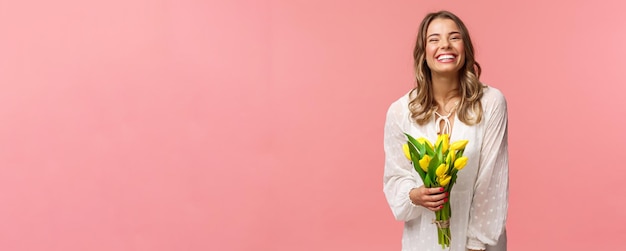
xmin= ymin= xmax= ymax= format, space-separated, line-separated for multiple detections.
xmin=480 ymin=85 xmax=508 ymax=117
xmin=388 ymin=91 xmax=412 ymax=110
xmin=385 ymin=91 xmax=412 ymax=120
xmin=481 ymin=85 xmax=507 ymax=108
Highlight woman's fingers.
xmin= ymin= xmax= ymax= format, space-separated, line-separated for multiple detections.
xmin=429 ymin=191 xmax=448 ymax=202
xmin=427 ymin=187 xmax=446 ymax=194
xmin=410 ymin=186 xmax=449 ymax=211
xmin=425 ymin=198 xmax=447 ymax=208
xmin=425 ymin=195 xmax=447 ymax=205
xmin=421 ymin=188 xmax=447 ymax=201
xmin=427 ymin=205 xmax=443 ymax=211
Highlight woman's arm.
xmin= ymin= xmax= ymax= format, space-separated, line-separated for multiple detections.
xmin=383 ymin=101 xmax=429 ymax=221
xmin=466 ymin=90 xmax=509 ymax=250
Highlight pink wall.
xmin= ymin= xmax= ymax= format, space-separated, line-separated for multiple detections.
xmin=0 ymin=0 xmax=624 ymax=250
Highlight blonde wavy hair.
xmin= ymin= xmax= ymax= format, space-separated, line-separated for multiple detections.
xmin=409 ymin=10 xmax=485 ymax=125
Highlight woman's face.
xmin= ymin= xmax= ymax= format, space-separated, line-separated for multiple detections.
xmin=425 ymin=18 xmax=465 ymax=77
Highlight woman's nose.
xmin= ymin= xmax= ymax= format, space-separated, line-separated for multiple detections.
xmin=439 ymin=40 xmax=450 ymax=49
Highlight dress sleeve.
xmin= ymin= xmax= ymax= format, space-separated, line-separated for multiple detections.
xmin=383 ymin=101 xmax=428 ymax=221
xmin=466 ymin=91 xmax=509 ymax=250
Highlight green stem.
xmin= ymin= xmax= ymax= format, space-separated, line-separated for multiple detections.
xmin=435 ymin=202 xmax=454 ymax=247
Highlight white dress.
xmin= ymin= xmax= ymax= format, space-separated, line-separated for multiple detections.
xmin=383 ymin=86 xmax=509 ymax=251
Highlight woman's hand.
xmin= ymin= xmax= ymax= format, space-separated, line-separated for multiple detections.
xmin=409 ymin=186 xmax=448 ymax=211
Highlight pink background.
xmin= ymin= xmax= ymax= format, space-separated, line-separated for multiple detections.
xmin=1 ymin=0 xmax=625 ymax=250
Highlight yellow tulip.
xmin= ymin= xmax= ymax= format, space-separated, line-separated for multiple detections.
xmin=436 ymin=134 xmax=449 ymax=153
xmin=418 ymin=155 xmax=431 ymax=172
xmin=417 ymin=137 xmax=434 ymax=149
xmin=454 ymin=156 xmax=468 ymax=170
xmin=450 ymin=139 xmax=469 ymax=151
xmin=438 ymin=175 xmax=452 ymax=186
xmin=402 ymin=144 xmax=411 ymax=160
xmin=446 ymin=151 xmax=456 ymax=165
xmin=435 ymin=163 xmax=448 ymax=177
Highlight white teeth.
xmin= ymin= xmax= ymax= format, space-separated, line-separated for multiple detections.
xmin=437 ymin=55 xmax=455 ymax=60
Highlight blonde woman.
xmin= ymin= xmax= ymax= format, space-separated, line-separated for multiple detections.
xmin=383 ymin=10 xmax=508 ymax=251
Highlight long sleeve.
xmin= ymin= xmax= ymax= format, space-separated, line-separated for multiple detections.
xmin=466 ymin=90 xmax=509 ymax=250
xmin=383 ymin=100 xmax=427 ymax=221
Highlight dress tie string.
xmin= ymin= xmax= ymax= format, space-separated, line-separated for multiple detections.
xmin=434 ymin=103 xmax=458 ymax=135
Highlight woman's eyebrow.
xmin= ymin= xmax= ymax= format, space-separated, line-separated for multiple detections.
xmin=427 ymin=31 xmax=461 ymax=38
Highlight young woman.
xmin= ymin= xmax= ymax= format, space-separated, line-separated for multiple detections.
xmin=383 ymin=11 xmax=508 ymax=251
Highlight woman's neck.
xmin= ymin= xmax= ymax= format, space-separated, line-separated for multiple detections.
xmin=431 ymin=74 xmax=460 ymax=105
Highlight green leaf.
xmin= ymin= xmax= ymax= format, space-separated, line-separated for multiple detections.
xmin=404 ymin=133 xmax=423 ymax=155
xmin=404 ymin=133 xmax=419 ymax=149
xmin=424 ymin=139 xmax=435 ymax=156
xmin=410 ymin=149 xmax=426 ymax=180
xmin=428 ymin=155 xmax=440 ymax=186
xmin=432 ymin=140 xmax=443 ymax=164
xmin=448 ymin=174 xmax=457 ymax=191
xmin=404 ymin=133 xmax=427 ymax=180
xmin=456 ymin=149 xmax=464 ymax=159
xmin=416 ymin=142 xmax=425 ymax=158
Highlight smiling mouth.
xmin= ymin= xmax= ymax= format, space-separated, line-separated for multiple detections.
xmin=437 ymin=55 xmax=456 ymax=61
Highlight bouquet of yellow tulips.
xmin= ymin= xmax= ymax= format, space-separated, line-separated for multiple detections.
xmin=403 ymin=133 xmax=469 ymax=249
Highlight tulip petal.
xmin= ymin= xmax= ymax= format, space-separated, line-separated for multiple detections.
xmin=419 ymin=155 xmax=431 ymax=172
xmin=435 ymin=164 xmax=448 ymax=177
xmin=439 ymin=175 xmax=451 ymax=186
xmin=402 ymin=144 xmax=411 ymax=160
xmin=450 ymin=139 xmax=469 ymax=151
xmin=454 ymin=156 xmax=468 ymax=170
